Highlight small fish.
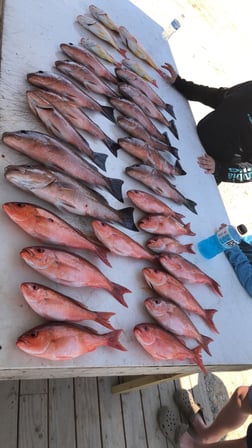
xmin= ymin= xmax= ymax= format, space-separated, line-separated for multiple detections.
xmin=118 ymin=83 xmax=178 ymax=133
xmin=4 ymin=165 xmax=137 ymax=231
xmin=118 ymin=26 xmax=162 ymax=74
xmin=118 ymin=137 xmax=185 ymax=178
xmin=17 ymin=322 xmax=127 ymax=360
xmin=134 ymin=323 xmax=207 ymax=373
xmin=20 ymin=246 xmax=131 ymax=307
xmin=92 ymin=220 xmax=155 ymax=261
xmin=27 ymin=70 xmax=115 ymax=122
xmin=159 ymin=253 xmax=223 ymax=297
xmin=80 ymin=37 xmax=121 ymax=66
xmin=3 ymin=129 xmax=123 ymax=202
xmin=110 ymin=98 xmax=170 ymax=142
xmin=115 ymin=67 xmax=176 ymax=118
xmin=146 ymin=236 xmax=195 ymax=255
xmin=116 ymin=116 xmax=179 ymax=158
xmin=122 ymin=58 xmax=158 ymax=88
xmin=55 ymin=59 xmax=118 ymax=97
xmin=125 ymin=164 xmax=198 ymax=214
xmin=138 ymin=214 xmax=196 ymax=237
xmin=2 ymin=202 xmax=111 ymax=266
xmin=28 ymin=90 xmax=119 ymax=156
xmin=21 ymin=282 xmax=115 ymax=329
xmin=60 ymin=42 xmax=118 ymax=84
xmin=89 ymin=5 xmax=119 ymax=32
xmin=26 ymin=92 xmax=109 ymax=172
xmin=127 ymin=190 xmax=185 ymax=222
xmin=144 ymin=298 xmax=213 ymax=355
xmin=142 ymin=267 xmax=218 ymax=333
xmin=76 ymin=15 xmax=127 ymax=57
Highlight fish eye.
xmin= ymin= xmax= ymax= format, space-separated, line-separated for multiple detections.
xmin=47 ymin=218 xmax=54 ymax=223
xmin=37 ymin=70 xmax=44 ymax=74
xmin=100 ymin=222 xmax=106 ymax=227
xmin=32 ymin=284 xmax=39 ymax=290
xmin=30 ymin=331 xmax=38 ymax=338
xmin=20 ymin=130 xmax=28 ymax=134
xmin=154 ymin=299 xmax=160 ymax=304
xmin=17 ymin=203 xmax=26 ymax=208
xmin=36 ymin=248 xmax=45 ymax=253
xmin=144 ymin=325 xmax=149 ymax=331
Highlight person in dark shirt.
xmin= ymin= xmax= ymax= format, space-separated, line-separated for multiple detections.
xmin=162 ymin=63 xmax=252 ymax=184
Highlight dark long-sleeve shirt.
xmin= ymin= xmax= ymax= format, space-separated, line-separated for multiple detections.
xmin=174 ymin=76 xmax=252 ymax=183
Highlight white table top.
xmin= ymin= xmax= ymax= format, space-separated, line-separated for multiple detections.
xmin=0 ymin=0 xmax=250 ymax=379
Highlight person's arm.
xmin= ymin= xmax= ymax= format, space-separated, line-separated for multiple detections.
xmin=225 ymin=245 xmax=252 ymax=296
xmin=161 ymin=63 xmax=227 ymax=108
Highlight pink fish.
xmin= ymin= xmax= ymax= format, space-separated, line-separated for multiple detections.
xmin=134 ymin=323 xmax=207 ymax=373
xmin=17 ymin=322 xmax=127 ymax=360
xmin=89 ymin=5 xmax=119 ymax=32
xmin=138 ymin=214 xmax=196 ymax=237
xmin=146 ymin=236 xmax=195 ymax=255
xmin=127 ymin=190 xmax=184 ymax=222
xmin=159 ymin=253 xmax=222 ymax=297
xmin=92 ymin=220 xmax=155 ymax=261
xmin=21 ymin=282 xmax=115 ymax=329
xmin=20 ymin=246 xmax=131 ymax=307
xmin=144 ymin=297 xmax=213 ymax=355
xmin=142 ymin=267 xmax=218 ymax=333
xmin=122 ymin=58 xmax=158 ymax=88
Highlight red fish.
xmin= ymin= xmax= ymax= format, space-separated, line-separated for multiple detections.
xmin=127 ymin=190 xmax=185 ymax=222
xmin=92 ymin=220 xmax=155 ymax=261
xmin=138 ymin=214 xmax=196 ymax=237
xmin=146 ymin=236 xmax=195 ymax=255
xmin=126 ymin=164 xmax=198 ymax=215
xmin=144 ymin=297 xmax=213 ymax=355
xmin=20 ymin=246 xmax=131 ymax=307
xmin=142 ymin=267 xmax=218 ymax=333
xmin=159 ymin=253 xmax=222 ymax=297
xmin=21 ymin=282 xmax=115 ymax=329
xmin=17 ymin=322 xmax=127 ymax=360
xmin=134 ymin=323 xmax=207 ymax=373
xmin=2 ymin=202 xmax=111 ymax=266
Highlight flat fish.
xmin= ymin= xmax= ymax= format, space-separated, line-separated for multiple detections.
xmin=76 ymin=14 xmax=127 ymax=57
xmin=4 ymin=164 xmax=137 ymax=231
xmin=20 ymin=246 xmax=131 ymax=307
xmin=126 ymin=164 xmax=198 ymax=214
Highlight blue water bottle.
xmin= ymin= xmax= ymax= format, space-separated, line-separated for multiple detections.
xmin=198 ymin=224 xmax=247 ymax=259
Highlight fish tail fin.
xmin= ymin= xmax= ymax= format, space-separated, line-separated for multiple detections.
xmin=95 ymin=246 xmax=112 ymax=267
xmin=193 ymin=346 xmax=207 ymax=374
xmin=162 ymin=131 xmax=171 ymax=146
xmin=151 ymin=79 xmax=158 ymax=88
xmin=208 ymin=278 xmax=223 ymax=297
xmin=185 ymin=223 xmax=196 ymax=236
xmin=96 ymin=311 xmax=116 ymax=330
xmin=101 ymin=105 xmax=116 ymax=123
xmin=169 ymin=145 xmax=180 ymax=160
xmin=107 ymin=178 xmax=124 ymax=202
xmin=200 ymin=334 xmax=214 ymax=356
xmin=175 ymin=160 xmax=187 ymax=176
xmin=168 ymin=119 xmax=179 ymax=139
xmin=184 ymin=198 xmax=198 ymax=215
xmin=175 ymin=212 xmax=185 ymax=223
xmin=119 ymin=48 xmax=128 ymax=58
xmin=111 ymin=282 xmax=131 ymax=307
xmin=92 ymin=151 xmax=108 ymax=172
xmin=204 ymin=309 xmax=219 ymax=334
xmin=118 ymin=206 xmax=138 ymax=231
xmin=165 ymin=103 xmax=176 ymax=119
xmin=107 ymin=329 xmax=128 ymax=351
xmin=104 ymin=136 xmax=120 ymax=156
xmin=185 ymin=243 xmax=195 ymax=254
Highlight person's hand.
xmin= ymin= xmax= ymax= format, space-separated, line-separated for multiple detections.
xmin=160 ymin=63 xmax=178 ymax=84
xmin=197 ymin=154 xmax=216 ymax=174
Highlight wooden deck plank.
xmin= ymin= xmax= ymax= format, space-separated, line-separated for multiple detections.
xmin=19 ymin=381 xmax=48 ymax=448
xmin=141 ymin=384 xmax=169 ymax=448
xmin=98 ymin=376 xmax=126 ymax=448
xmin=20 ymin=379 xmax=48 ymax=395
xmin=0 ymin=380 xmax=18 ymax=447
xmin=48 ymin=378 xmax=76 ymax=448
xmin=121 ymin=388 xmax=148 ymax=448
xmin=75 ymin=377 xmax=102 ymax=448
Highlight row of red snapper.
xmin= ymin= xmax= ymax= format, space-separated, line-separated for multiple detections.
xmin=1 ymin=4 xmax=221 ymax=372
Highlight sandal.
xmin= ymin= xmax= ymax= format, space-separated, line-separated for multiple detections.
xmin=157 ymin=406 xmax=188 ymax=446
xmin=173 ymin=389 xmax=206 ymax=425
